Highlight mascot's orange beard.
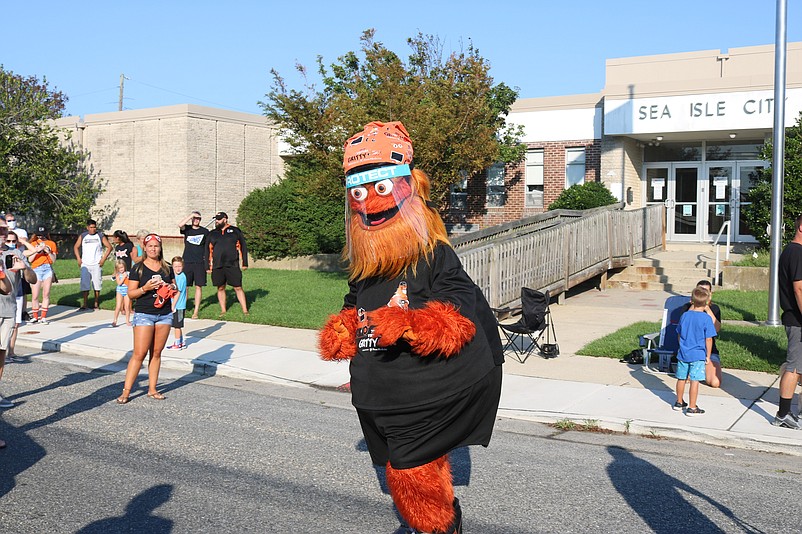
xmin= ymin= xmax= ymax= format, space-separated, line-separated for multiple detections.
xmin=346 ymin=169 xmax=450 ymax=281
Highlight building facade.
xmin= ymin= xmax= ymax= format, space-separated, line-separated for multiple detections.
xmin=55 ymin=104 xmax=283 ymax=236
xmin=448 ymin=42 xmax=802 ymax=244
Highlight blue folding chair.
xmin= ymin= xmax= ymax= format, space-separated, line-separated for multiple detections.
xmin=639 ymin=295 xmax=689 ymax=374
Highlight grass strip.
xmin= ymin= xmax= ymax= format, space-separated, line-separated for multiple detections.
xmin=577 ymin=320 xmax=787 ymax=373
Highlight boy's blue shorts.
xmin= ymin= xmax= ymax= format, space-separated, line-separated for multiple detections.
xmin=676 ymin=360 xmax=705 ymax=381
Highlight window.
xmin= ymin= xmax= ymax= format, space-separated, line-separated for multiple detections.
xmin=486 ymin=163 xmax=505 ymax=207
xmin=525 ymin=149 xmax=544 ymax=208
xmin=565 ymin=148 xmax=586 ymax=187
xmin=450 ymin=173 xmax=468 ymax=212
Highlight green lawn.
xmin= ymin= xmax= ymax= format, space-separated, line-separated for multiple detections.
xmin=53 ymin=259 xmax=115 ymax=280
xmin=732 ymin=250 xmax=770 ymax=267
xmin=48 ymin=268 xmax=350 ymax=329
xmin=713 ymin=290 xmax=768 ymax=321
xmin=577 ymin=320 xmax=788 ymax=373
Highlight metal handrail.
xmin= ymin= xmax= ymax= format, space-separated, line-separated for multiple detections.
xmin=713 ymin=220 xmax=731 ymax=285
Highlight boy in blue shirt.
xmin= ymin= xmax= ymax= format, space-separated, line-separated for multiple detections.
xmin=674 ymin=286 xmax=717 ymax=416
xmin=167 ymin=256 xmax=188 ymax=350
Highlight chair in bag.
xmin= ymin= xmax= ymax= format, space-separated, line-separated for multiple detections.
xmin=494 ymin=288 xmax=559 ymax=363
xmin=639 ymin=295 xmax=689 ymax=373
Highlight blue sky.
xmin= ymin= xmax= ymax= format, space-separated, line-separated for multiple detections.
xmin=3 ymin=1 xmax=800 ymax=118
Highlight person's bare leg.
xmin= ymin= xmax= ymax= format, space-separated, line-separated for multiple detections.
xmin=193 ymin=286 xmax=202 ymax=318
xmin=705 ymin=359 xmax=722 ymax=388
xmin=120 ymin=326 xmax=153 ymax=402
xmin=233 ymin=286 xmax=248 ymax=314
xmin=81 ymin=291 xmax=89 ymax=309
xmin=676 ymin=378 xmax=687 ymax=405
xmin=216 ymin=286 xmax=227 ymax=315
xmin=147 ymin=324 xmax=171 ymax=396
xmin=688 ymin=380 xmax=700 ymax=409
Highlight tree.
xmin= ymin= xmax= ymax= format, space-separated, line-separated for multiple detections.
xmin=742 ymin=112 xmax=802 ymax=249
xmin=0 ymin=66 xmax=104 ymax=230
xmin=548 ymin=181 xmax=618 ymax=211
xmin=238 ymin=158 xmax=345 ymax=258
xmin=244 ymin=29 xmax=525 ymax=258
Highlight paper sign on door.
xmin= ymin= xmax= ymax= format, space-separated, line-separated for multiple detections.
xmin=651 ymin=178 xmax=664 ymax=201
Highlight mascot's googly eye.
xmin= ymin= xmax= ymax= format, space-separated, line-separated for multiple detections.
xmin=374 ymin=179 xmax=394 ymax=196
xmin=350 ymin=186 xmax=368 ymax=201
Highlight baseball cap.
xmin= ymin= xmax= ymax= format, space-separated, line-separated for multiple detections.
xmin=36 ymin=226 xmax=47 ymax=235
xmin=343 ymin=121 xmax=414 ymax=176
xmin=214 ymin=212 xmax=228 ymax=220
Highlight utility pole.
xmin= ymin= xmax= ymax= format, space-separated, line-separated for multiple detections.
xmin=767 ymin=0 xmax=788 ymax=327
xmin=118 ymin=73 xmax=127 ymax=112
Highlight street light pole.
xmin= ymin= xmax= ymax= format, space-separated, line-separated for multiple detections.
xmin=767 ymin=0 xmax=788 ymax=327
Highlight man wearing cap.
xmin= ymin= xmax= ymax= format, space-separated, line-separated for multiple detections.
xmin=73 ymin=219 xmax=112 ymax=310
xmin=178 ymin=211 xmax=210 ymax=319
xmin=207 ymin=212 xmax=248 ymax=318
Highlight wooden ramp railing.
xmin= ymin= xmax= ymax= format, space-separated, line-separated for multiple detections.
xmin=454 ymin=204 xmax=664 ymax=309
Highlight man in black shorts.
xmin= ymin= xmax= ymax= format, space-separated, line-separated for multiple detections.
xmin=207 ymin=212 xmax=249 ymax=318
xmin=178 ymin=211 xmax=210 ymax=319
xmin=775 ymin=214 xmax=802 ymax=430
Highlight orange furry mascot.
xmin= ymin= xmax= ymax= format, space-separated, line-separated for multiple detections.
xmin=318 ymin=121 xmax=504 ymax=533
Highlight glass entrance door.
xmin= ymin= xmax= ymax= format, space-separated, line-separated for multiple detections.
xmin=734 ymin=162 xmax=767 ymax=241
xmin=705 ymin=163 xmax=734 ymax=240
xmin=670 ymin=164 xmax=702 ymax=241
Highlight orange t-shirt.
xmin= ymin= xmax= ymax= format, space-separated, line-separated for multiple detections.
xmin=30 ymin=238 xmax=58 ymax=268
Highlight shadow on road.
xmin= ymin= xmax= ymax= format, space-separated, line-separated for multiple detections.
xmin=606 ymin=446 xmax=762 ymax=534
xmin=75 ymin=484 xmax=174 ymax=533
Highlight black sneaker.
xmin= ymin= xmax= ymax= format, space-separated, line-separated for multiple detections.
xmin=771 ymin=412 xmax=802 ymax=430
xmin=685 ymin=406 xmax=705 ymax=416
xmin=673 ymin=401 xmax=688 ymax=411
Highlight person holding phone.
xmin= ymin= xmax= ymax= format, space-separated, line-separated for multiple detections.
xmin=116 ymin=234 xmax=174 ymax=404
xmin=0 ymin=221 xmax=37 ymax=409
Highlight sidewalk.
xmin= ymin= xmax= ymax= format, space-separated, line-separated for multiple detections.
xmin=10 ymin=287 xmax=802 ymax=456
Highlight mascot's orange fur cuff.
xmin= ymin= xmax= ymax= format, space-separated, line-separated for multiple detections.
xmin=318 ymin=308 xmax=358 ymax=361
xmin=372 ymin=301 xmax=476 ymax=357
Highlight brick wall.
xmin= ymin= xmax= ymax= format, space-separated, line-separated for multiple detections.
xmin=444 ymin=138 xmax=601 ymax=230
xmin=64 ymin=106 xmax=282 ymax=237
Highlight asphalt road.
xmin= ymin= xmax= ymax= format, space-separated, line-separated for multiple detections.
xmin=1 ymin=350 xmax=801 ymax=533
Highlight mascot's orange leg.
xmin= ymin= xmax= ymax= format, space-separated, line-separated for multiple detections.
xmin=386 ymin=456 xmax=460 ymax=533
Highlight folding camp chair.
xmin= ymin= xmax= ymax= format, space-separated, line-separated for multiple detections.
xmin=494 ymin=288 xmax=559 ymax=363
xmin=639 ymin=295 xmax=689 ymax=373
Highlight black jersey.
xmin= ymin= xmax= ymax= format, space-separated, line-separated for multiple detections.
xmin=129 ymin=262 xmax=174 ymax=315
xmin=780 ymin=242 xmax=802 ymax=327
xmin=344 ymin=244 xmax=503 ymax=411
xmin=208 ymin=224 xmax=248 ymax=269
xmin=180 ymin=225 xmax=210 ymax=265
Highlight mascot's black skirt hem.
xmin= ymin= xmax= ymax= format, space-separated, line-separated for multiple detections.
xmin=357 ymin=364 xmax=503 ymax=469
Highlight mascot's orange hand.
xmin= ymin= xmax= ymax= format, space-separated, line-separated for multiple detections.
xmin=318 ymin=308 xmax=358 ymax=361
xmin=370 ymin=306 xmax=413 ymax=347
xmin=406 ymin=301 xmax=476 ymax=358
xmin=372 ymin=301 xmax=476 ymax=357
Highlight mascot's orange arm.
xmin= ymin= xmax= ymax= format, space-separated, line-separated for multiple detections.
xmin=372 ymin=301 xmax=475 ymax=358
xmin=318 ymin=308 xmax=358 ymax=361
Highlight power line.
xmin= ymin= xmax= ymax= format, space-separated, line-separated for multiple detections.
xmin=127 ymin=78 xmax=257 ymax=114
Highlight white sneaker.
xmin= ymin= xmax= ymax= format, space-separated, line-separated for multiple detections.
xmin=38 ymin=318 xmax=49 ymax=325
xmin=0 ymin=396 xmax=14 ymax=409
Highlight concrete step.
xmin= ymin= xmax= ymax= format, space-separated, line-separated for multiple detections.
xmin=606 ymin=279 xmax=701 ymax=292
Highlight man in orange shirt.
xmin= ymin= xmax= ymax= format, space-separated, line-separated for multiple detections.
xmin=28 ymin=227 xmax=57 ymax=324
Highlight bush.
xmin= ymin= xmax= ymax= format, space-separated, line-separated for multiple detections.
xmin=548 ymin=181 xmax=618 ymax=211
xmin=238 ymin=176 xmax=345 ymax=259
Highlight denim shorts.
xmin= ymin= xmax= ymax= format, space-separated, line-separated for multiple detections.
xmin=132 ymin=311 xmax=173 ymax=327
xmin=676 ymin=360 xmax=705 ymax=381
xmin=33 ymin=263 xmax=53 ymax=282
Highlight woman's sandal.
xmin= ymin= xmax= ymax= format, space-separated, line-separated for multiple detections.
xmin=116 ymin=388 xmax=130 ymax=404
xmin=147 ymin=392 xmax=166 ymax=400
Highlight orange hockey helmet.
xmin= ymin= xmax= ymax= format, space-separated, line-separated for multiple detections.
xmin=342 ymin=121 xmax=414 ymax=176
